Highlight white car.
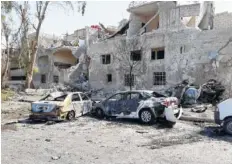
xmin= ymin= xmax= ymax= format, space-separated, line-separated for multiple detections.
xmin=92 ymin=90 xmax=182 ymax=126
xmin=215 ymin=98 xmax=232 ymax=135
xmin=29 ymin=92 xmax=92 ymax=121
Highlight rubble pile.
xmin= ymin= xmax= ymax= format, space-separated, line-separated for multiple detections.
xmin=159 ymin=79 xmax=225 ymax=108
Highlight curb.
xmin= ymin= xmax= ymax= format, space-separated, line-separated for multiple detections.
xmin=180 ymin=116 xmax=214 ymax=123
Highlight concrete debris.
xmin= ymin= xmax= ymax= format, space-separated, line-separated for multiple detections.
xmin=191 ymin=104 xmax=212 ymax=113
xmin=45 ymin=139 xmax=51 ymax=142
xmin=51 ymin=156 xmax=61 ymax=160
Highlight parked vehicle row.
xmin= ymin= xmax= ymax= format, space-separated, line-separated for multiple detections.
xmin=28 ymin=90 xmax=232 ymax=134
xmin=29 ymin=90 xmax=182 ymax=126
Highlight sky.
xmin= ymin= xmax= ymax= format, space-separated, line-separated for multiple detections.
xmin=4 ymin=1 xmax=232 ymax=38
xmin=40 ymin=1 xmax=131 ymax=36
xmin=39 ymin=1 xmax=232 ymax=36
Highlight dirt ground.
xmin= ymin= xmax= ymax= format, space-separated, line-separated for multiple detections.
xmin=1 ymin=99 xmax=232 ymax=164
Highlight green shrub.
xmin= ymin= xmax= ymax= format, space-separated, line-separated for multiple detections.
xmin=1 ymin=89 xmax=15 ymax=101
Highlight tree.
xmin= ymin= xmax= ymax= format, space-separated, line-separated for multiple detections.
xmin=1 ymin=1 xmax=19 ymax=87
xmin=18 ymin=1 xmax=87 ymax=88
xmin=113 ymin=37 xmax=144 ymax=91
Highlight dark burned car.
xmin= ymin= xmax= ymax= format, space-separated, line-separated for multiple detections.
xmin=92 ymin=90 xmax=182 ymax=126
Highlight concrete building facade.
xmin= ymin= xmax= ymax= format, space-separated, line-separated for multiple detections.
xmin=88 ymin=1 xmax=232 ymax=98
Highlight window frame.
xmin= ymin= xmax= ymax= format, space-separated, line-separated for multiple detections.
xmin=53 ymin=75 xmax=59 ymax=83
xmin=107 ymin=74 xmax=112 ymax=83
xmin=41 ymin=74 xmax=46 ymax=84
xmin=153 ymin=72 xmax=166 ymax=86
xmin=151 ymin=48 xmax=165 ymax=60
xmin=130 ymin=50 xmax=142 ymax=61
xmin=101 ymin=54 xmax=111 ymax=64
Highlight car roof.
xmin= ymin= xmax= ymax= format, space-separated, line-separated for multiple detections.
xmin=49 ymin=91 xmax=85 ymax=96
xmin=116 ymin=90 xmax=154 ymax=94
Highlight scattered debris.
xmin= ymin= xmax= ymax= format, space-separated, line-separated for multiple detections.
xmin=45 ymin=121 xmax=56 ymax=125
xmin=51 ymin=156 xmax=61 ymax=160
xmin=136 ymin=130 xmax=149 ymax=134
xmin=191 ymin=104 xmax=208 ymax=113
xmin=45 ymin=139 xmax=51 ymax=142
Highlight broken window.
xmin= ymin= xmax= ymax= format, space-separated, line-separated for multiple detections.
xmin=107 ymin=74 xmax=112 ymax=82
xmin=141 ymin=23 xmax=146 ymax=33
xmin=153 ymin=72 xmax=166 ymax=85
xmin=80 ymin=93 xmax=89 ymax=101
xmin=130 ymin=50 xmax=141 ymax=61
xmin=125 ymin=74 xmax=135 ymax=86
xmin=41 ymin=74 xmax=46 ymax=83
xmin=102 ymin=54 xmax=111 ymax=64
xmin=126 ymin=92 xmax=141 ymax=100
xmin=72 ymin=94 xmax=81 ymax=101
xmin=151 ymin=48 xmax=165 ymax=60
xmin=53 ymin=76 xmax=59 ymax=83
xmin=108 ymin=93 xmax=124 ymax=101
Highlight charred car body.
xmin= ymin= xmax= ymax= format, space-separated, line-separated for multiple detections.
xmin=156 ymin=79 xmax=225 ymax=107
xmin=29 ymin=92 xmax=92 ymax=121
xmin=92 ymin=90 xmax=182 ymax=126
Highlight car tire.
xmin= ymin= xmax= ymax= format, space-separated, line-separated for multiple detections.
xmin=223 ymin=118 xmax=232 ymax=135
xmin=139 ymin=109 xmax=155 ymax=125
xmin=66 ymin=110 xmax=75 ymax=121
xmin=95 ymin=108 xmax=104 ymax=119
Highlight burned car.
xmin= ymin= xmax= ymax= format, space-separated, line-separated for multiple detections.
xmin=92 ymin=90 xmax=182 ymax=126
xmin=29 ymin=92 xmax=92 ymax=121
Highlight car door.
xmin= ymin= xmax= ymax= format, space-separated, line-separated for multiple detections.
xmin=124 ymin=92 xmax=142 ymax=114
xmin=103 ymin=93 xmax=125 ymax=116
xmin=79 ymin=93 xmax=92 ymax=115
xmin=71 ymin=93 xmax=83 ymax=117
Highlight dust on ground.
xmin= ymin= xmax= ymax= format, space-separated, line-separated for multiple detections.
xmin=1 ymin=100 xmax=232 ymax=164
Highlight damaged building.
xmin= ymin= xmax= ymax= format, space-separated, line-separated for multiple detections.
xmin=87 ymin=1 xmax=232 ymax=98
xmin=8 ymin=30 xmax=90 ymax=90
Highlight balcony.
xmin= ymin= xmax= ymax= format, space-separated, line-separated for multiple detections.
xmin=127 ymin=1 xmax=159 ymax=16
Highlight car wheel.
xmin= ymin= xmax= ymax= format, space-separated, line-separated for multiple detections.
xmin=223 ymin=118 xmax=232 ymax=135
xmin=139 ymin=109 xmax=155 ymax=125
xmin=95 ymin=108 xmax=104 ymax=119
xmin=66 ymin=110 xmax=75 ymax=121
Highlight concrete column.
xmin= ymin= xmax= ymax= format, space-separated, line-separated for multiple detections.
xmin=127 ymin=13 xmax=142 ymax=37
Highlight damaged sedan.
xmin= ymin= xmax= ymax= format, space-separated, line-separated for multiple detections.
xmin=92 ymin=90 xmax=182 ymax=126
xmin=29 ymin=92 xmax=92 ymax=121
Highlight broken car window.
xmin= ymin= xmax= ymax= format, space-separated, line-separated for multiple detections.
xmin=54 ymin=94 xmax=67 ymax=101
xmin=126 ymin=93 xmax=141 ymax=100
xmin=108 ymin=93 xmax=124 ymax=101
xmin=72 ymin=94 xmax=81 ymax=101
xmin=80 ymin=93 xmax=89 ymax=101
